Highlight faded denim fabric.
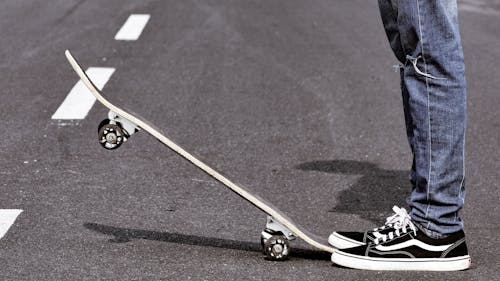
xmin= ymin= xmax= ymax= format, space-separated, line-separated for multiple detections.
xmin=378 ymin=0 xmax=467 ymax=235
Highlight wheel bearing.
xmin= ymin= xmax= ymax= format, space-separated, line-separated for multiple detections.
xmin=263 ymin=234 xmax=290 ymax=261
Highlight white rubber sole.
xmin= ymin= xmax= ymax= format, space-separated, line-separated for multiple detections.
xmin=328 ymin=232 xmax=365 ymax=249
xmin=331 ymin=250 xmax=471 ymax=271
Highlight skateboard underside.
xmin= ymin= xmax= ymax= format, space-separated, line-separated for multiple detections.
xmin=64 ymin=50 xmax=335 ymax=260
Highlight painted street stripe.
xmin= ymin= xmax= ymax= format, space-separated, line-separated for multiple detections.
xmin=52 ymin=67 xmax=115 ymax=120
xmin=0 ymin=209 xmax=23 ymax=239
xmin=114 ymin=14 xmax=151 ymax=41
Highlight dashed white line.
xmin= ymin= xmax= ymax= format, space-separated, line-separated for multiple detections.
xmin=52 ymin=67 xmax=115 ymax=120
xmin=0 ymin=209 xmax=23 ymax=239
xmin=114 ymin=14 xmax=151 ymax=41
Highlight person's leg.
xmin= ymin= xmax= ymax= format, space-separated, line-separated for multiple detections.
xmin=396 ymin=0 xmax=467 ymax=236
xmin=329 ymin=0 xmax=470 ymax=270
xmin=379 ymin=0 xmax=466 ymax=235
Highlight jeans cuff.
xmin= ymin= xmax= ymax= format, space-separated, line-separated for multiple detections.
xmin=414 ymin=221 xmax=447 ymax=239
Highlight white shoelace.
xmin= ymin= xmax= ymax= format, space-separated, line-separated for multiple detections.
xmin=373 ymin=206 xmax=417 ymax=245
xmin=372 ymin=205 xmax=404 ymax=232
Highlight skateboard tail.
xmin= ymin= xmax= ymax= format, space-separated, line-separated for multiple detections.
xmin=65 ymin=50 xmax=335 ymax=255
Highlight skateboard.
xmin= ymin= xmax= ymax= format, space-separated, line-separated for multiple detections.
xmin=64 ymin=50 xmax=335 ymax=260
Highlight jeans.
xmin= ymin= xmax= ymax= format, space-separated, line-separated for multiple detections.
xmin=378 ymin=0 xmax=467 ymax=235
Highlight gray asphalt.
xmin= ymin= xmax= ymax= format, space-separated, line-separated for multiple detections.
xmin=0 ymin=0 xmax=499 ymax=280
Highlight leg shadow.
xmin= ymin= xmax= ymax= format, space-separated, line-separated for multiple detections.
xmin=296 ymin=159 xmax=410 ymax=223
xmin=84 ymin=223 xmax=331 ymax=261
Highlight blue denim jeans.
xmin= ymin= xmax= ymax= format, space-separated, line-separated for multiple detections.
xmin=378 ymin=0 xmax=467 ymax=235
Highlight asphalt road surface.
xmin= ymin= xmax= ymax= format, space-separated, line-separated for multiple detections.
xmin=1 ymin=1 xmax=499 ymax=280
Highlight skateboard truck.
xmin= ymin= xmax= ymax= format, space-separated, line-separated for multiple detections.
xmin=260 ymin=216 xmax=296 ymax=261
xmin=98 ymin=111 xmax=139 ymax=150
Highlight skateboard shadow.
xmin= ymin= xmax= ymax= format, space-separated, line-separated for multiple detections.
xmin=295 ymin=159 xmax=409 ymax=223
xmin=83 ymin=223 xmax=331 ymax=261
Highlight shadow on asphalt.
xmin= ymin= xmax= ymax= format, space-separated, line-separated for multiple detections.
xmin=83 ymin=160 xmax=409 ymax=261
xmin=83 ymin=223 xmax=331 ymax=261
xmin=296 ymin=159 xmax=410 ymax=223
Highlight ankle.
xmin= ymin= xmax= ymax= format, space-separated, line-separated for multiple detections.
xmin=415 ymin=222 xmax=448 ymax=239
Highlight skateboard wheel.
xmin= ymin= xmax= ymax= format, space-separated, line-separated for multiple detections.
xmin=98 ymin=119 xmax=127 ymax=150
xmin=263 ymin=235 xmax=289 ymax=261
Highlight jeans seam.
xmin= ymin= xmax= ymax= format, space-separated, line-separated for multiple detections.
xmin=416 ymin=0 xmax=432 ymax=229
xmin=457 ymin=117 xmax=466 ymax=224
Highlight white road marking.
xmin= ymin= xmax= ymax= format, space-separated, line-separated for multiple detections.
xmin=114 ymin=14 xmax=151 ymax=41
xmin=0 ymin=209 xmax=23 ymax=239
xmin=52 ymin=67 xmax=115 ymax=120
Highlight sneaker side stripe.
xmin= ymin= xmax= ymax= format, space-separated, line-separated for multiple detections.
xmin=375 ymin=240 xmax=453 ymax=252
xmin=440 ymin=238 xmax=466 ymax=258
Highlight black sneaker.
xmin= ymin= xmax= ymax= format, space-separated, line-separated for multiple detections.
xmin=331 ymin=209 xmax=471 ymax=271
xmin=329 ymin=206 xmax=407 ymax=249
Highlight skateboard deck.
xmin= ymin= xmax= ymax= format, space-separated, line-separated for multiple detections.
xmin=64 ymin=50 xmax=335 ymax=259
